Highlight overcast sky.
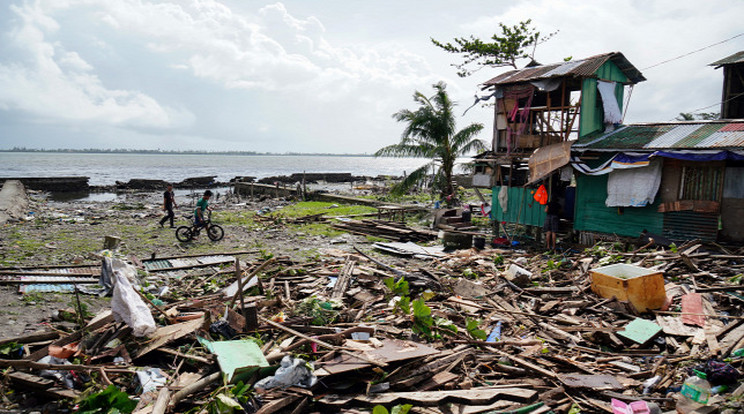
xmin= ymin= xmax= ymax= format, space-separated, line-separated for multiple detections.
xmin=0 ymin=0 xmax=742 ymax=153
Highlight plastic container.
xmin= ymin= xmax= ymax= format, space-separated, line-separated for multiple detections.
xmin=590 ymin=263 xmax=667 ymax=312
xmin=676 ymin=370 xmax=710 ymax=413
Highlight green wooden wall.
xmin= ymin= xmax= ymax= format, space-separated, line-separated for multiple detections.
xmin=573 ymin=173 xmax=663 ymax=237
xmin=491 ymin=186 xmax=546 ymax=226
xmin=579 ymin=61 xmax=629 ymax=137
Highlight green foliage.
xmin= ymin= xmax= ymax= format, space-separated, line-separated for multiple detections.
xmin=396 ymin=296 xmax=411 ymax=314
xmin=76 ymin=385 xmax=137 ymax=414
xmin=279 ymin=201 xmax=377 ymax=218
xmin=373 ymin=404 xmax=413 ymax=414
xmin=462 ymin=268 xmax=477 ymax=278
xmin=493 ymin=254 xmax=504 ymax=266
xmin=202 ymin=381 xmax=256 ymax=414
xmin=384 ymin=276 xmax=410 ymax=297
xmin=258 ymin=249 xmax=274 ymax=260
xmin=411 ymin=298 xmax=433 ymax=338
xmin=676 ymin=112 xmax=719 ymax=121
xmin=431 ymin=19 xmax=557 ymax=77
xmin=669 ymin=242 xmax=678 ymax=253
xmin=0 ymin=342 xmax=23 ymax=359
xmin=375 ymin=82 xmax=485 ymax=201
xmin=294 ymin=296 xmax=340 ymax=326
xmin=111 ymin=203 xmax=145 ymax=211
xmin=466 ymin=318 xmax=487 ymax=340
xmin=21 ymin=292 xmax=47 ymax=303
xmin=411 ymin=298 xmax=457 ymax=340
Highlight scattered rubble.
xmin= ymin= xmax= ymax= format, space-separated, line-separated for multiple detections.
xmin=0 ymin=233 xmax=743 ymax=413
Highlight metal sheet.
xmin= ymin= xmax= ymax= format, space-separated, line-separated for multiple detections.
xmin=575 ymin=121 xmax=744 ymax=150
xmin=484 ymin=52 xmax=645 ymax=87
xmin=646 ymin=124 xmax=705 ymax=149
xmin=663 ymin=211 xmax=718 ymax=242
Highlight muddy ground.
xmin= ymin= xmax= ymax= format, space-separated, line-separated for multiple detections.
xmin=0 ymin=190 xmax=393 ymax=338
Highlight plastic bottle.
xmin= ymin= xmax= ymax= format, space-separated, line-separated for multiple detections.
xmin=676 ymin=370 xmax=711 ymax=413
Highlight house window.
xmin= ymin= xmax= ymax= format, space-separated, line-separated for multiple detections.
xmin=679 ymin=165 xmax=724 ymax=201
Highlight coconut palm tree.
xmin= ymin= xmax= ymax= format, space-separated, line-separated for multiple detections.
xmin=375 ymin=82 xmax=485 ymax=202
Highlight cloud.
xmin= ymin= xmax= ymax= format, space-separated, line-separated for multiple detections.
xmin=466 ymin=0 xmax=744 ymax=122
xmin=0 ymin=1 xmax=193 ymax=129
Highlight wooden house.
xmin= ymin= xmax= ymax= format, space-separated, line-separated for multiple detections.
xmin=476 ymin=52 xmax=645 ymax=230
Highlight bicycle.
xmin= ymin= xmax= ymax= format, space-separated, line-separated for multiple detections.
xmin=175 ymin=210 xmax=224 ymax=242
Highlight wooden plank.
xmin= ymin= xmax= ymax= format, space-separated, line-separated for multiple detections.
xmin=681 ymin=293 xmax=705 ymax=327
xmin=322 ymin=386 xmax=537 ymax=406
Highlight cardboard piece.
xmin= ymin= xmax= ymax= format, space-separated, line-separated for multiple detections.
xmin=617 ymin=318 xmax=662 ymax=345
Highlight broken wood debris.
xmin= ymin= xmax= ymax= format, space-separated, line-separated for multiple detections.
xmin=1 ymin=239 xmax=744 ymax=413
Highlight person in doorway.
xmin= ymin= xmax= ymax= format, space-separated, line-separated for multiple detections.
xmin=194 ymin=190 xmax=213 ymax=229
xmin=159 ymin=184 xmax=178 ymax=228
xmin=543 ymin=198 xmax=561 ymax=251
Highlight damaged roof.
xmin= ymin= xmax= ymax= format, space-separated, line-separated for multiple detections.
xmin=572 ymin=120 xmax=744 ymax=151
xmin=482 ymin=52 xmax=646 ymax=87
xmin=710 ymin=51 xmax=744 ymax=68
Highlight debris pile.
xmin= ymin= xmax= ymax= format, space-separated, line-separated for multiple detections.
xmin=1 ymin=239 xmax=744 ymax=413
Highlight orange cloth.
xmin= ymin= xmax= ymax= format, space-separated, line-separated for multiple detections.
xmin=533 ymin=185 xmax=548 ymax=205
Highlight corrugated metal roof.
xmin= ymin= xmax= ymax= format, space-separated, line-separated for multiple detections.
xmin=710 ymin=51 xmax=744 ymax=67
xmin=483 ymin=52 xmax=646 ymax=87
xmin=573 ymin=121 xmax=744 ymax=150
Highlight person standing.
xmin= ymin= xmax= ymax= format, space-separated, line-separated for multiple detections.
xmin=543 ymin=198 xmax=561 ymax=251
xmin=159 ymin=184 xmax=178 ymax=228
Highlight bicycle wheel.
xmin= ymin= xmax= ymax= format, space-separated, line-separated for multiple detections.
xmin=207 ymin=224 xmax=224 ymax=241
xmin=175 ymin=226 xmax=193 ymax=242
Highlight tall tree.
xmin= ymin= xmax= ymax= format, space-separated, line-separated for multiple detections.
xmin=376 ymin=82 xmax=485 ymax=201
xmin=431 ymin=19 xmax=556 ymax=77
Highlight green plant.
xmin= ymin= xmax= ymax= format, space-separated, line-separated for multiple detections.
xmin=384 ymin=276 xmax=409 ymax=297
xmin=493 ymin=254 xmax=504 ymax=266
xmin=373 ymin=404 xmax=413 ymax=414
xmin=76 ymin=385 xmax=137 ymax=414
xmin=258 ymin=249 xmax=274 ymax=260
xmin=669 ymin=242 xmax=678 ymax=253
xmin=374 ymin=82 xmax=485 ymax=201
xmin=432 ymin=19 xmax=556 ymax=76
xmin=0 ymin=342 xmax=23 ymax=359
xmin=201 ymin=381 xmax=257 ymax=414
xmin=411 ymin=298 xmax=457 ymax=340
xmin=21 ymin=292 xmax=47 ymax=303
xmin=465 ymin=318 xmax=487 ymax=340
xmin=294 ymin=296 xmax=340 ymax=326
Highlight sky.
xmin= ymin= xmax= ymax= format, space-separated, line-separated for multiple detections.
xmin=0 ymin=0 xmax=742 ymax=154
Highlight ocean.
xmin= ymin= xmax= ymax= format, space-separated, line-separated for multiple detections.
xmin=0 ymin=152 xmax=435 ymax=186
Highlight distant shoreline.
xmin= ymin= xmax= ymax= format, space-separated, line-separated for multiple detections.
xmin=0 ymin=149 xmax=375 ymax=157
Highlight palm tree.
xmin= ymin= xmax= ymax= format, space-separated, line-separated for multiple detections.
xmin=375 ymin=82 xmax=485 ymax=202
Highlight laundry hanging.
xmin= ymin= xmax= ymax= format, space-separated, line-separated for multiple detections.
xmin=605 ymin=159 xmax=662 ymax=207
xmin=597 ymin=80 xmax=623 ymax=125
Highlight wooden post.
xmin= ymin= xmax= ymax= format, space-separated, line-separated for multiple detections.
xmin=234 ymin=258 xmax=246 ymax=322
xmin=103 ymin=236 xmax=121 ymax=250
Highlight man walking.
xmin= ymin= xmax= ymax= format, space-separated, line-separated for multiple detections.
xmin=159 ymin=184 xmax=178 ymax=228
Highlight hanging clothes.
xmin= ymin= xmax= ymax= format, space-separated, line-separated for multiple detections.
xmin=606 ymin=159 xmax=662 ymax=207
xmin=498 ymin=185 xmax=509 ymax=213
xmin=533 ymin=184 xmax=548 ymax=205
xmin=597 ymin=80 xmax=623 ymax=125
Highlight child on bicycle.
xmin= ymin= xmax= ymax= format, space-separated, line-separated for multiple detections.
xmin=194 ymin=190 xmax=213 ymax=230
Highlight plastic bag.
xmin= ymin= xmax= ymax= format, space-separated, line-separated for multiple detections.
xmin=110 ymin=258 xmax=156 ymax=337
xmin=254 ymin=356 xmax=317 ymax=391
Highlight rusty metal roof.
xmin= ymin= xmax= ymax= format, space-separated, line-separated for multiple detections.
xmin=573 ymin=121 xmax=744 ymax=150
xmin=482 ymin=52 xmax=646 ymax=87
xmin=710 ymin=51 xmax=744 ymax=68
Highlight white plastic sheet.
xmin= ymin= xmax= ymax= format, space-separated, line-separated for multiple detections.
xmin=108 ymin=257 xmax=156 ymax=337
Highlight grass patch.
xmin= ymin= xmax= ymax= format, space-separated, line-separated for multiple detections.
xmin=278 ymin=201 xmax=377 ymax=218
